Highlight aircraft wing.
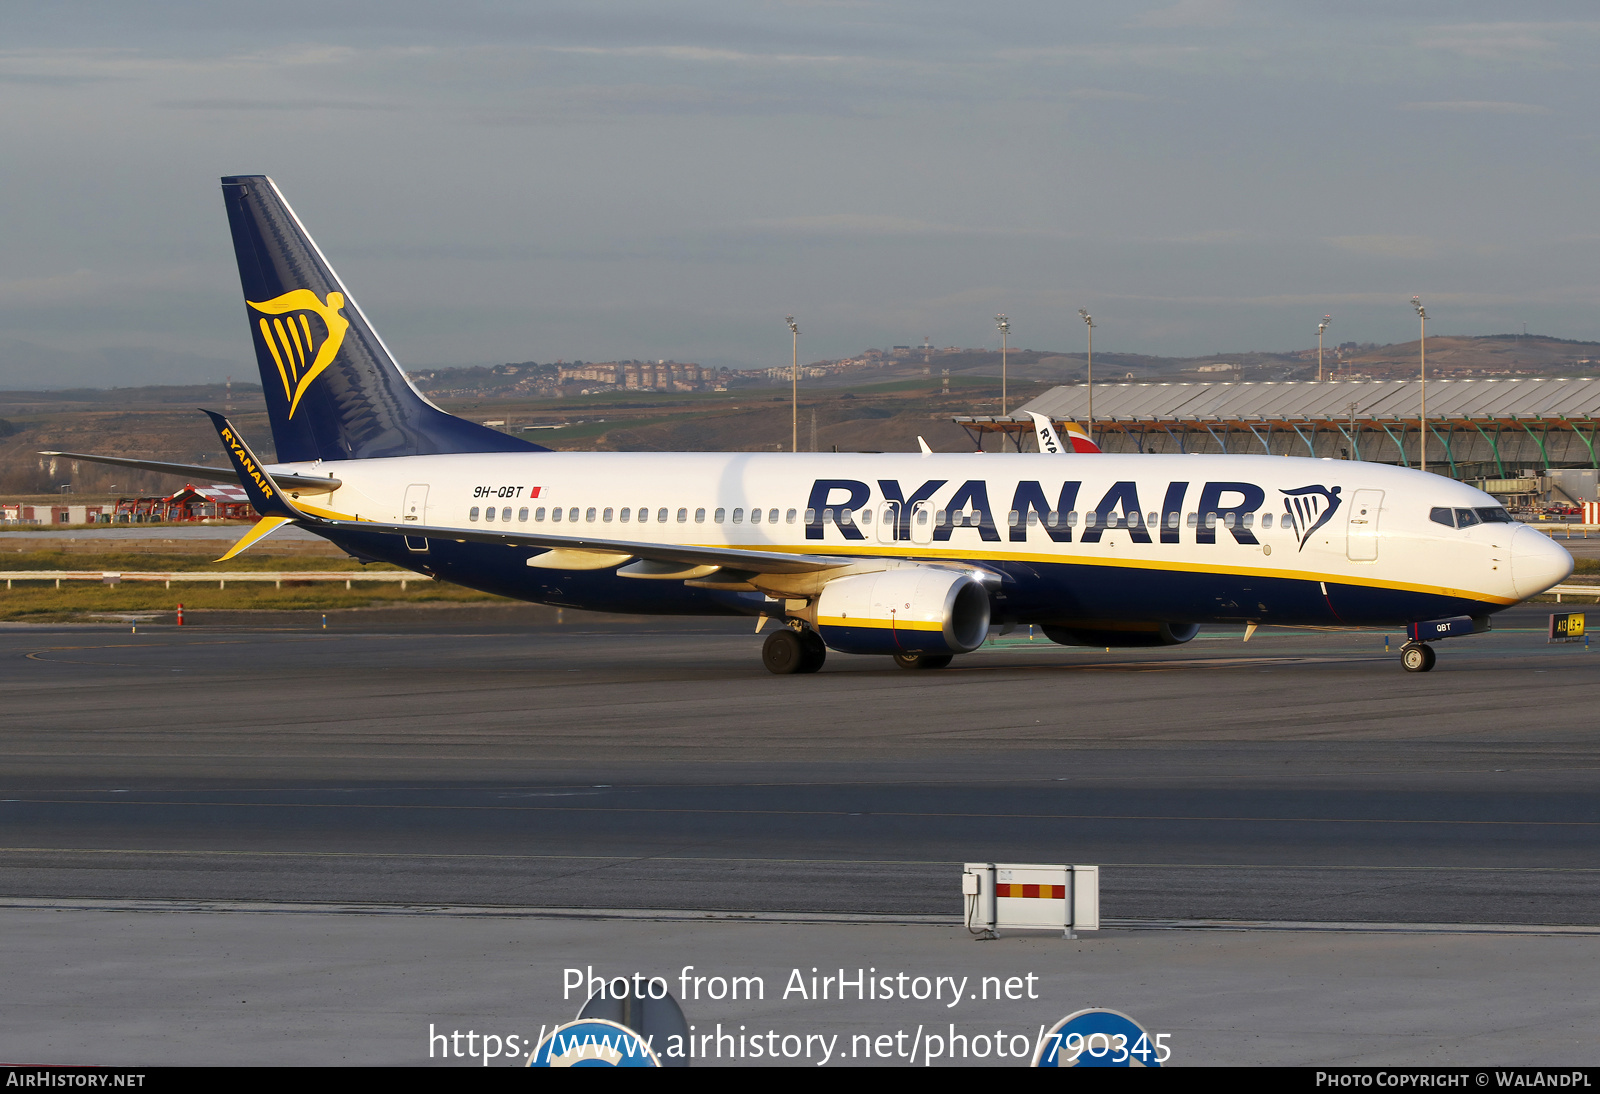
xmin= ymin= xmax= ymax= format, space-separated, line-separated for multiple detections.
xmin=203 ymin=411 xmax=857 ymax=576
xmin=39 ymin=449 xmax=342 ymax=493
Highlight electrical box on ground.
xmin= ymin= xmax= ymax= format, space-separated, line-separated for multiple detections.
xmin=962 ymin=862 xmax=1099 ymax=939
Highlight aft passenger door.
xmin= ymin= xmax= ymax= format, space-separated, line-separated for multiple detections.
xmin=403 ymin=483 xmax=429 ymax=553
xmin=1347 ymin=488 xmax=1383 ymax=561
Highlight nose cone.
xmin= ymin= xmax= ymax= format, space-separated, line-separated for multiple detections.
xmin=1511 ymin=525 xmax=1574 ymax=600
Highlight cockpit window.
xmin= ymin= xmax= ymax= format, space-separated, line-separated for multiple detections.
xmin=1475 ymin=507 xmax=1514 ymax=524
xmin=1429 ymin=507 xmax=1455 ymax=528
xmin=1454 ymin=508 xmax=1481 ymax=528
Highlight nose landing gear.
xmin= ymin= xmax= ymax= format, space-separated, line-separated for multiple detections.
xmin=1399 ymin=642 xmax=1436 ymax=673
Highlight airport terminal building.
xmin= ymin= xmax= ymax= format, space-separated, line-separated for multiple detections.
xmin=956 ymin=377 xmax=1600 ymax=506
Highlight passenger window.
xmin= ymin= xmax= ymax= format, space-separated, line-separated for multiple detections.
xmin=469 ymin=506 xmax=480 ymax=522
xmin=916 ymin=508 xmax=928 ymax=526
xmin=485 ymin=507 xmax=496 ymax=522
xmin=1167 ymin=512 xmax=1180 ymax=529
xmin=1241 ymin=512 xmax=1253 ymax=528
xmin=694 ymin=508 xmax=706 ymax=523
xmin=861 ymin=509 xmax=871 ymax=525
xmin=534 ymin=507 xmax=546 ymax=521
xmin=551 ymin=507 xmax=562 ymax=522
xmin=1429 ymin=507 xmax=1455 ymax=528
xmin=661 ymin=508 xmax=671 ymax=523
xmin=1204 ymin=513 xmax=1218 ymax=529
xmin=518 ymin=507 xmax=529 ymax=522
xmin=730 ymin=508 xmax=743 ymax=524
xmin=1147 ymin=512 xmax=1157 ymax=527
xmin=1084 ymin=512 xmax=1098 ymax=529
xmin=602 ymin=507 xmax=613 ymax=522
xmin=1066 ymin=511 xmax=1078 ymax=526
xmin=1027 ymin=511 xmax=1039 ymax=527
xmin=822 ymin=508 xmax=835 ymax=524
xmin=502 ymin=507 xmax=512 ymax=522
xmin=749 ymin=508 xmax=761 ymax=524
xmin=1223 ymin=513 xmax=1236 ymax=529
xmin=569 ymin=507 xmax=579 ymax=522
xmin=771 ymin=509 xmax=781 ymax=524
xmin=714 ymin=508 xmax=726 ymax=523
xmin=676 ymin=508 xmax=687 ymax=523
xmin=1261 ymin=513 xmax=1273 ymax=529
xmin=1007 ymin=510 xmax=1020 ymax=528
xmin=1128 ymin=511 xmax=1143 ymax=528
xmin=620 ymin=508 xmax=630 ymax=522
xmin=1045 ymin=510 xmax=1058 ymax=528
xmin=1455 ymin=508 xmax=1480 ymax=528
xmin=586 ymin=507 xmax=597 ymax=522
xmin=839 ymin=509 xmax=854 ymax=526
xmin=1187 ymin=512 xmax=1198 ymax=527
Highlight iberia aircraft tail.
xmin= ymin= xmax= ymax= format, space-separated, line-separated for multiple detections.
xmin=1027 ymin=411 xmax=1101 ymax=454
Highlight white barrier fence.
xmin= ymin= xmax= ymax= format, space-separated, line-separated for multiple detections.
xmin=2 ymin=571 xmax=419 ymax=590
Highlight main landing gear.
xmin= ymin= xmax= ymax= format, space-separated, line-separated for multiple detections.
xmin=893 ymin=653 xmax=953 ymax=670
xmin=763 ymin=627 xmax=827 ymax=675
xmin=1399 ymin=642 xmax=1437 ymax=673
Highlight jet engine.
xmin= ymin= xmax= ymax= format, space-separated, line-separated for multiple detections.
xmin=815 ymin=567 xmax=991 ymax=656
xmin=1041 ymin=622 xmax=1200 ymax=648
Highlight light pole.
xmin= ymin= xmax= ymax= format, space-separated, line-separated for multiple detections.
xmin=1317 ymin=314 xmax=1332 ymax=382
xmin=1412 ymin=296 xmax=1427 ymax=475
xmin=995 ymin=314 xmax=1010 ymax=449
xmin=786 ymin=316 xmax=799 ymax=453
xmin=1079 ymin=309 xmax=1095 ymax=442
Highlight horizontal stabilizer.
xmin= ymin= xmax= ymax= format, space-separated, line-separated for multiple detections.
xmin=39 ymin=449 xmax=341 ymax=492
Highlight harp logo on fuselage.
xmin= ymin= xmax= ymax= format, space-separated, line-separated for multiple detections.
xmin=247 ymin=289 xmax=350 ymax=419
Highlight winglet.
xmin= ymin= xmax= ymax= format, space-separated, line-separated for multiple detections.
xmin=917 ymin=436 xmax=933 ymax=456
xmin=215 ymin=514 xmax=295 ymax=562
xmin=203 ymin=409 xmax=303 ymax=520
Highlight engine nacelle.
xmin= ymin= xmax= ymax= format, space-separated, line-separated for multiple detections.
xmin=815 ymin=568 xmax=991 ymax=655
xmin=1041 ymin=622 xmax=1200 ymax=648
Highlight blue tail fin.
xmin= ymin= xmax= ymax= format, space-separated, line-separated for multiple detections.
xmin=220 ymin=175 xmax=544 ymax=463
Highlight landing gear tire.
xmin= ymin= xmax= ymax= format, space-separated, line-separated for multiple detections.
xmin=763 ymin=629 xmax=806 ymax=674
xmin=765 ymin=628 xmax=827 ymax=674
xmin=798 ymin=628 xmax=827 ymax=674
xmin=1400 ymin=642 xmax=1436 ymax=673
xmin=893 ymin=653 xmax=953 ymax=670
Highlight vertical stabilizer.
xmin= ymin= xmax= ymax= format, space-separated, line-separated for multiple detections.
xmin=220 ymin=175 xmax=542 ymax=463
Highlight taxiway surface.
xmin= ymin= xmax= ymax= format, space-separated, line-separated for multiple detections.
xmin=3 ymin=604 xmax=1597 ymax=926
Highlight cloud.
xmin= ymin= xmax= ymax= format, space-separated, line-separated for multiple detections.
xmin=1401 ymin=100 xmax=1550 ymax=115
xmin=1133 ymin=0 xmax=1241 ymax=30
xmin=1416 ymin=22 xmax=1580 ymax=60
xmin=543 ymin=44 xmax=861 ymax=66
xmin=1067 ymin=88 xmax=1157 ymax=102
xmin=1323 ymin=235 xmax=1437 ymax=260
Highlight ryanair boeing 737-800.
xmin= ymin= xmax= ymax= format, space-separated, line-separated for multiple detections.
xmin=47 ymin=176 xmax=1574 ymax=674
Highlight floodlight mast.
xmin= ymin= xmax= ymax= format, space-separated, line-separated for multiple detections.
xmin=995 ymin=314 xmax=1011 ymax=450
xmin=1317 ymin=314 xmax=1332 ymax=382
xmin=1079 ymin=309 xmax=1095 ymax=443
xmin=1412 ymin=296 xmax=1427 ymax=474
xmin=786 ymin=316 xmax=799 ymax=454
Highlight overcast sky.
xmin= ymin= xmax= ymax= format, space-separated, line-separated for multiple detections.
xmin=3 ymin=1 xmax=1598 ymax=386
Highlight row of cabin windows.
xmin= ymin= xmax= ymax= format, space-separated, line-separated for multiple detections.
xmin=465 ymin=504 xmax=1290 ymax=531
xmin=468 ymin=506 xmax=803 ymax=525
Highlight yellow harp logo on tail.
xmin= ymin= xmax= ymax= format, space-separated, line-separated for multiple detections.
xmin=247 ymin=290 xmax=350 ymax=419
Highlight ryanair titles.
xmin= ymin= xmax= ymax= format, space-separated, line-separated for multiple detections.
xmin=804 ymin=478 xmax=1341 ymax=550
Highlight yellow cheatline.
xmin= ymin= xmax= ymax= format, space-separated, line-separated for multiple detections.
xmin=709 ymin=542 xmax=1515 ymax=605
xmin=817 ymin=615 xmax=942 ymax=632
xmin=214 ymin=515 xmax=296 ymax=562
